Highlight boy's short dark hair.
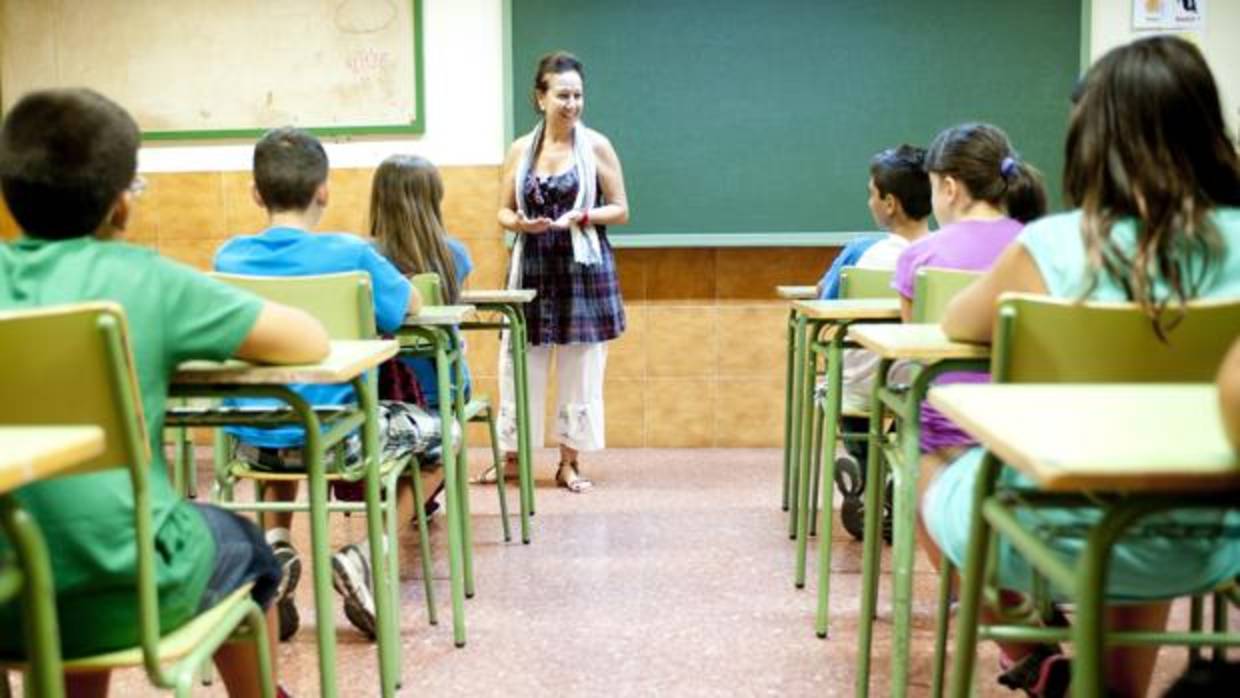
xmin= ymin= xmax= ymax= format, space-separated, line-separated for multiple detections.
xmin=0 ymin=88 xmax=139 ymax=239
xmin=870 ymin=145 xmax=931 ymax=220
xmin=253 ymin=127 xmax=328 ymax=212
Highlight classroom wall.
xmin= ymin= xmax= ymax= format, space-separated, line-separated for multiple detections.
xmin=1090 ymin=0 xmax=1239 ymax=134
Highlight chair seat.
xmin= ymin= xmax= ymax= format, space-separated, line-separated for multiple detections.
xmin=229 ymin=454 xmax=410 ymax=482
xmin=1 ymin=585 xmax=255 ymax=672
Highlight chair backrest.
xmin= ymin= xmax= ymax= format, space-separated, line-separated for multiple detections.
xmin=840 ymin=267 xmax=897 ymax=300
xmin=410 ymin=272 xmax=444 ymax=305
xmin=992 ymin=293 xmax=1240 ymax=383
xmin=210 ymin=271 xmax=375 ymax=339
xmin=912 ymin=267 xmax=982 ymax=323
xmin=0 ymin=302 xmax=167 ymax=669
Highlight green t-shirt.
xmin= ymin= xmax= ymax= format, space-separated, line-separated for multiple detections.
xmin=0 ymin=236 xmax=263 ymax=657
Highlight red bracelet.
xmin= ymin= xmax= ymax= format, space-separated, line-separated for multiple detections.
xmin=580 ymin=209 xmax=590 ymax=227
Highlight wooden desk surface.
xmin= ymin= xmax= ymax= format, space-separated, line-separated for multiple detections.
xmin=173 ymin=340 xmax=398 ymax=385
xmin=461 ymin=289 xmax=536 ymax=304
xmin=0 ymin=426 xmax=105 ymax=494
xmin=776 ymin=285 xmax=818 ymax=300
xmin=791 ymin=298 xmax=901 ymax=321
xmin=928 ymin=383 xmax=1240 ymax=492
xmin=847 ymin=323 xmax=990 ymax=361
xmin=403 ymin=304 xmax=476 ymax=326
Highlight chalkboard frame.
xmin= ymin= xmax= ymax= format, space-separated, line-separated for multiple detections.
xmin=138 ymin=0 xmax=425 ymax=142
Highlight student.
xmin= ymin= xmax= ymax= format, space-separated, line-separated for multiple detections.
xmin=368 ymin=154 xmax=473 ymax=408
xmin=930 ymin=36 xmax=1240 ymax=697
xmin=890 ymin=122 xmax=1046 ymax=462
xmin=0 ymin=88 xmax=327 ymax=698
xmin=213 ymin=128 xmax=423 ymax=641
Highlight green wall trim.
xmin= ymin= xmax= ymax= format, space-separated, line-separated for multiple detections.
xmin=140 ymin=0 xmax=425 ymax=142
xmin=504 ymin=231 xmax=875 ymax=249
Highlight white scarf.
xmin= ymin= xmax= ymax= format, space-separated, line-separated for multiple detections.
xmin=507 ymin=120 xmax=603 ymax=289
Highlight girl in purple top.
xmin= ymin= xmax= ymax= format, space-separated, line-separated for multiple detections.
xmin=891 ymin=123 xmax=1047 ymax=456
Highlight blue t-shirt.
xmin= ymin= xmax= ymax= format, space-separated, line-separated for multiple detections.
xmin=818 ymin=235 xmax=881 ymax=299
xmin=213 ymin=226 xmax=413 ymax=447
xmin=400 ymin=237 xmax=474 ymax=406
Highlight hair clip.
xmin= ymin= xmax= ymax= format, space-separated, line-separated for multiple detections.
xmin=1000 ymin=156 xmax=1018 ymax=178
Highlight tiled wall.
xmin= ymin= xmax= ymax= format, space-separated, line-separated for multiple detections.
xmin=0 ymin=167 xmax=839 ymax=447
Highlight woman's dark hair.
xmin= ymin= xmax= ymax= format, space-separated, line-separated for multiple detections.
xmin=0 ymin=88 xmax=139 ymax=239
xmin=870 ymin=145 xmax=931 ymax=220
xmin=925 ymin=122 xmax=1047 ymax=224
xmin=1065 ymin=35 xmax=1240 ymax=334
xmin=530 ymin=51 xmax=584 ymax=114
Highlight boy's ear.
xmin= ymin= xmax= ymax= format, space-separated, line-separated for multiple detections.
xmin=882 ymin=192 xmax=899 ymax=219
xmin=314 ymin=182 xmax=330 ymax=208
xmin=250 ymin=183 xmax=265 ymax=209
xmin=97 ymin=193 xmax=131 ymax=239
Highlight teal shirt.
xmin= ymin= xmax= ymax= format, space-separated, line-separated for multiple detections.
xmin=0 ymin=236 xmax=263 ymax=656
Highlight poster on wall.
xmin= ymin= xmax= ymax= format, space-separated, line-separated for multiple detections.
xmin=1133 ymin=0 xmax=1205 ymax=30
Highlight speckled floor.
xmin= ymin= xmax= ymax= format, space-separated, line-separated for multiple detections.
xmin=14 ymin=448 xmax=1235 ymax=696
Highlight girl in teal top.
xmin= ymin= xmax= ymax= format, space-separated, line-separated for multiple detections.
xmin=927 ymin=36 xmax=1240 ymax=697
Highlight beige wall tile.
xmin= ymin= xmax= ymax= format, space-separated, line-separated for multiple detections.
xmin=715 ymin=248 xmax=838 ymax=300
xmin=0 ymin=198 xmax=18 ymax=240
xmin=607 ymin=303 xmax=645 ymax=379
xmin=221 ymin=171 xmax=268 ymax=235
xmin=716 ymin=304 xmax=790 ymax=379
xmin=159 ymin=238 xmax=226 ymax=271
xmin=464 ymin=326 xmax=501 ymax=380
xmin=441 ymin=166 xmax=501 ymax=240
xmin=464 ymin=236 xmax=510 ymax=291
xmin=124 ymin=193 xmax=160 ymax=245
xmin=604 ymin=378 xmax=644 ymax=448
xmin=647 ymin=305 xmax=718 ymax=378
xmin=147 ymin=172 xmax=226 ymax=241
xmin=715 ymin=379 xmax=784 ymax=447
xmin=613 ymin=249 xmax=647 ymax=301
xmin=645 ymin=379 xmax=716 ymax=447
xmin=648 ymin=248 xmax=715 ymax=300
xmin=318 ymin=168 xmax=372 ymax=235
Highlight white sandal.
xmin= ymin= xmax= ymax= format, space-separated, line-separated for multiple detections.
xmin=555 ymin=461 xmax=593 ymax=493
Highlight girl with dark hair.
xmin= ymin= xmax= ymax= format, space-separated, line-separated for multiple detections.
xmin=495 ymin=51 xmax=631 ymax=493
xmin=932 ymin=35 xmax=1240 ymax=696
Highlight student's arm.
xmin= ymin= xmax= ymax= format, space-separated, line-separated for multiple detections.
xmin=498 ymin=136 xmax=552 ymax=234
xmin=900 ymin=296 xmax=915 ymax=323
xmin=407 ymin=285 xmax=423 ymax=315
xmin=553 ymin=131 xmax=630 ymax=229
xmin=233 ymin=302 xmax=330 ymax=364
xmin=1220 ymin=338 xmax=1240 ymax=450
xmin=940 ymin=242 xmax=1048 ymax=343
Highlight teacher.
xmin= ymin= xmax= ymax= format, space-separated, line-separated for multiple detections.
xmin=495 ymin=51 xmax=629 ymax=493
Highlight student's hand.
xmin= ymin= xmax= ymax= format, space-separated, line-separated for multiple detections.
xmin=518 ymin=215 xmax=553 ymax=234
xmin=552 ymin=209 xmax=584 ymax=230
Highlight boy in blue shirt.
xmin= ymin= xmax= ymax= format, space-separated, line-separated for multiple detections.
xmin=214 ymin=127 xmax=423 ymax=641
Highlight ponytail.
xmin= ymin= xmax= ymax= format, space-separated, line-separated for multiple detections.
xmin=1002 ymin=159 xmax=1047 ymax=223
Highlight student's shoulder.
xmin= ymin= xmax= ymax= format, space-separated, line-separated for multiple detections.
xmin=1018 ymin=210 xmax=1084 ymax=246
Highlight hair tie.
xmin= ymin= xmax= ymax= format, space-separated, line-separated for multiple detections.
xmin=1000 ymin=156 xmax=1018 ymax=178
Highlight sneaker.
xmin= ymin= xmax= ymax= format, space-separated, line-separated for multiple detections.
xmin=331 ymin=543 xmax=377 ymax=639
xmin=268 ymin=534 xmax=302 ymax=642
xmin=997 ymin=644 xmax=1071 ymax=697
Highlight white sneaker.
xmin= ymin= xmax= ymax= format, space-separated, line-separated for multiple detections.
xmin=331 ymin=543 xmax=376 ymax=639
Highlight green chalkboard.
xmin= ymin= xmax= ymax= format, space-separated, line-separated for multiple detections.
xmin=510 ymin=0 xmax=1082 ymax=245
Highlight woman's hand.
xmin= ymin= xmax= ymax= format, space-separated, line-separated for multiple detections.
xmin=552 ymin=209 xmax=585 ymax=230
xmin=518 ymin=214 xmax=554 ymax=234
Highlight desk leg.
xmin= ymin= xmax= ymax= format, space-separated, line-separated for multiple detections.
xmin=356 ymin=376 xmax=399 ymax=696
xmin=888 ymin=369 xmax=931 ymax=698
xmin=297 ymin=406 xmax=339 ymax=697
xmin=1 ymin=497 xmax=65 ymax=698
xmin=781 ymin=309 xmax=797 ymax=511
xmin=813 ymin=330 xmax=845 ymax=636
xmin=504 ymin=306 xmax=534 ymax=543
xmin=437 ymin=341 xmax=468 ymax=647
xmin=788 ymin=314 xmax=808 ymax=540
xmin=948 ymin=453 xmax=1001 ymax=698
xmin=855 ymin=358 xmax=892 ymax=697
xmin=454 ymin=337 xmax=476 ymax=599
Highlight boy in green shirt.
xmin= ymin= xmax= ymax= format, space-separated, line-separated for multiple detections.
xmin=0 ymin=88 xmax=328 ymax=697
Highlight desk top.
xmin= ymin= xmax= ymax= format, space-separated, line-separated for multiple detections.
xmin=461 ymin=289 xmax=536 ymax=304
xmin=791 ymin=298 xmax=901 ymax=321
xmin=0 ymin=426 xmax=105 ymax=494
xmin=776 ymin=285 xmax=818 ymax=300
xmin=403 ymin=305 xmax=476 ymax=326
xmin=173 ymin=340 xmax=398 ymax=385
xmin=928 ymin=383 xmax=1240 ymax=492
xmin=847 ymin=323 xmax=990 ymax=361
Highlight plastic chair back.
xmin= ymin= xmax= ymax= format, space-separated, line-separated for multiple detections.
xmin=410 ymin=272 xmax=444 ymax=306
xmin=210 ymin=271 xmax=374 ymax=339
xmin=912 ymin=267 xmax=982 ymax=323
xmin=992 ymin=293 xmax=1240 ymax=383
xmin=840 ymin=267 xmax=897 ymax=300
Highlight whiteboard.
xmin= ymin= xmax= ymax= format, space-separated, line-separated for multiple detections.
xmin=0 ymin=0 xmax=423 ymax=139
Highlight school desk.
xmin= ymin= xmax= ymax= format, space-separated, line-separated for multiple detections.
xmin=929 ymin=383 xmax=1240 ymax=698
xmin=844 ymin=323 xmax=989 ymax=698
xmin=776 ymin=286 xmax=818 ymax=512
xmin=786 ymin=299 xmax=901 ymax=591
xmin=397 ymin=304 xmax=477 ymax=649
xmin=0 ymin=426 xmax=106 ymax=698
xmin=169 ymin=339 xmax=400 ymax=698
xmin=460 ymin=288 xmax=537 ymax=543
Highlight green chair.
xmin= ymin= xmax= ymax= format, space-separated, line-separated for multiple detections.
xmin=852 ymin=267 xmax=983 ymax=697
xmin=841 ymin=266 xmax=900 ymax=300
xmin=408 ymin=272 xmax=510 ymax=542
xmin=203 ymin=271 xmax=412 ymax=693
xmin=0 ymin=303 xmax=274 ymax=698
xmin=946 ymin=294 xmax=1240 ymax=698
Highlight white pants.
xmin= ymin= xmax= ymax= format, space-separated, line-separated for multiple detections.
xmin=498 ymin=336 xmax=607 ymax=452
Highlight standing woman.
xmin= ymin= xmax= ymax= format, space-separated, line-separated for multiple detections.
xmin=496 ymin=51 xmax=629 ymax=493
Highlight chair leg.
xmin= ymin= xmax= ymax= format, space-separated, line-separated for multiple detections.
xmin=408 ymin=465 xmax=438 ymax=625
xmin=782 ymin=310 xmax=797 ymax=512
xmin=486 ymin=407 xmax=512 ymax=543
xmin=248 ymin=603 xmax=277 ymax=698
xmin=930 ymin=560 xmax=953 ymax=698
xmin=808 ymin=394 xmax=825 ymax=538
xmin=1190 ymin=595 xmax=1204 ymax=664
xmin=855 ymin=359 xmax=892 ymax=697
xmin=1213 ymin=591 xmax=1229 ymax=663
